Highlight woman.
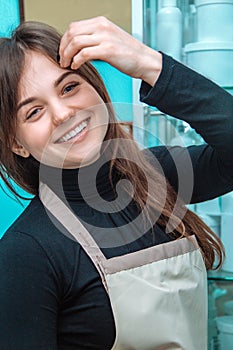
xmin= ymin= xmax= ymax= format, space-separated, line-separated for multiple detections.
xmin=0 ymin=16 xmax=232 ymax=350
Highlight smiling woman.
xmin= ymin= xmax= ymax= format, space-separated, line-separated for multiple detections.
xmin=14 ymin=51 xmax=109 ymax=168
xmin=0 ymin=16 xmax=232 ymax=350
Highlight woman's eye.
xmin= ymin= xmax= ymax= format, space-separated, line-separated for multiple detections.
xmin=26 ymin=108 xmax=42 ymax=120
xmin=63 ymin=82 xmax=79 ymax=95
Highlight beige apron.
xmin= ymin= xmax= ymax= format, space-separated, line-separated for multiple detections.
xmin=40 ymin=183 xmax=208 ymax=350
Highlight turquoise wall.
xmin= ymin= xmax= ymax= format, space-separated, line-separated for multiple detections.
xmin=0 ymin=181 xmax=32 ymax=236
xmin=0 ymin=0 xmax=20 ymax=37
xmin=0 ymin=5 xmax=132 ymax=237
xmin=92 ymin=61 xmax=132 ymax=110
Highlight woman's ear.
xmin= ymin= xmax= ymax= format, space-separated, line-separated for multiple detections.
xmin=11 ymin=139 xmax=30 ymax=158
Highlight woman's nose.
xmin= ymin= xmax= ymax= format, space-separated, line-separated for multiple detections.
xmin=51 ymin=103 xmax=74 ymax=125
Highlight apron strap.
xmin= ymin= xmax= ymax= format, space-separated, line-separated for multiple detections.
xmin=39 ymin=183 xmax=108 ymax=291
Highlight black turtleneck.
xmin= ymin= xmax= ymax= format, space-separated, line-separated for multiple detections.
xmin=0 ymin=54 xmax=233 ymax=350
xmin=39 ymin=154 xmax=172 ymax=251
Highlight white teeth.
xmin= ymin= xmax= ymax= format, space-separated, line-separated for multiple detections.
xmin=57 ymin=119 xmax=89 ymax=143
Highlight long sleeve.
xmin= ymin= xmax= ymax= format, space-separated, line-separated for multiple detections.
xmin=0 ymin=231 xmax=59 ymax=350
xmin=140 ymin=53 xmax=233 ymax=203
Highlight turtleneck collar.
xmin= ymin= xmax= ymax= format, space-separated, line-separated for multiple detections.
xmin=39 ymin=153 xmax=120 ymax=203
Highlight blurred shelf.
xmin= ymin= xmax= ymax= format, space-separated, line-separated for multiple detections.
xmin=208 ymin=270 xmax=233 ymax=282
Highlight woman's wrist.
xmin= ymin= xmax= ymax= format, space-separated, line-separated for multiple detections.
xmin=139 ymin=50 xmax=163 ymax=87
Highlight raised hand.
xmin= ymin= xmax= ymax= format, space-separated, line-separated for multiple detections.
xmin=59 ymin=16 xmax=162 ymax=86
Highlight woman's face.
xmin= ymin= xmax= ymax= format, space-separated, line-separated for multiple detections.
xmin=13 ymin=51 xmax=109 ymax=168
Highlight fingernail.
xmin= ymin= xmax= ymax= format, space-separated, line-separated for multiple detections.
xmin=70 ymin=59 xmax=75 ymax=69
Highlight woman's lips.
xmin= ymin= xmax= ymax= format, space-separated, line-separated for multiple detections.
xmin=55 ymin=117 xmax=91 ymax=144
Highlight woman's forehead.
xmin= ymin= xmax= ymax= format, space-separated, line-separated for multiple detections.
xmin=19 ymin=51 xmax=63 ymax=87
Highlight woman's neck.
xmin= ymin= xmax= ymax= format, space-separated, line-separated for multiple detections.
xmin=39 ymin=154 xmax=119 ymax=203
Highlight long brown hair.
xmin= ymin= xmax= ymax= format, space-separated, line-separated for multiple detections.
xmin=0 ymin=21 xmax=224 ymax=269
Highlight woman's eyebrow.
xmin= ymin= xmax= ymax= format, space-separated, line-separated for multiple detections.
xmin=54 ymin=71 xmax=79 ymax=88
xmin=17 ymin=97 xmax=37 ymax=111
xmin=17 ymin=71 xmax=79 ymax=111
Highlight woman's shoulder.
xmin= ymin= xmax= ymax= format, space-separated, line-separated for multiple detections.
xmin=3 ymin=196 xmax=74 ymax=241
xmin=0 ymin=196 xmax=82 ymax=270
xmin=0 ymin=195 xmax=102 ymax=302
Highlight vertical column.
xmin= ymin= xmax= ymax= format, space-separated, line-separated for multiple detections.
xmin=132 ymin=0 xmax=145 ymax=147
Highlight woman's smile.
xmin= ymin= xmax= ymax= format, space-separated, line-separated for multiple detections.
xmin=55 ymin=117 xmax=91 ymax=144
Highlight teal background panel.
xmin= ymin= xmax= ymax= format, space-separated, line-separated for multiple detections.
xmin=0 ymin=0 xmax=20 ymax=37
xmin=92 ymin=60 xmax=133 ymax=122
xmin=0 ymin=180 xmax=32 ymax=237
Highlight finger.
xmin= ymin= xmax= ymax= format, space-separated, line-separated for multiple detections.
xmin=70 ymin=45 xmax=113 ymax=70
xmin=60 ymin=34 xmax=99 ymax=67
xmin=60 ymin=21 xmax=94 ymax=54
xmin=59 ymin=17 xmax=110 ymax=57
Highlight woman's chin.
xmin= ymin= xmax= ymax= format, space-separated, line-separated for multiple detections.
xmin=62 ymin=144 xmax=102 ymax=169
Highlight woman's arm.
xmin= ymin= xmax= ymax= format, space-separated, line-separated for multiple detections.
xmin=141 ymin=53 xmax=233 ymax=168
xmin=0 ymin=232 xmax=59 ymax=349
xmin=140 ymin=53 xmax=233 ymax=203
